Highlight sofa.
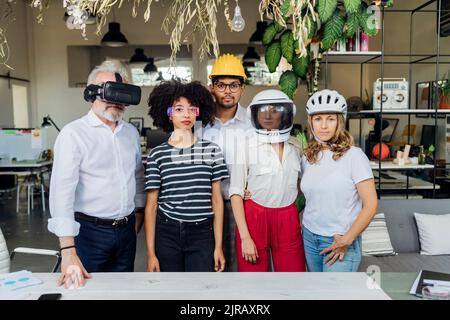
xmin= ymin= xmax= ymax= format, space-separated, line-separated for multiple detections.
xmin=358 ymin=199 xmax=450 ymax=273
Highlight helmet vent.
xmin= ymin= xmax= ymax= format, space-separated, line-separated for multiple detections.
xmin=327 ymin=95 xmax=331 ymax=104
xmin=318 ymin=96 xmax=322 ymax=104
xmin=335 ymin=97 xmax=339 ymax=104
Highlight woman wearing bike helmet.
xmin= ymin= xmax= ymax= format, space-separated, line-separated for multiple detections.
xmin=301 ymin=89 xmax=377 ymax=272
xmin=228 ymin=89 xmax=306 ymax=272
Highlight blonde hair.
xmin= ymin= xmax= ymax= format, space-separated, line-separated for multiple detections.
xmin=306 ymin=113 xmax=354 ymax=164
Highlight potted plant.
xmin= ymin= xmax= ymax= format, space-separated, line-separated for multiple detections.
xmin=438 ymin=71 xmax=450 ymax=109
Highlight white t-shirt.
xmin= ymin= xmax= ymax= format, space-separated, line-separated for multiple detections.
xmin=300 ymin=146 xmax=373 ymax=237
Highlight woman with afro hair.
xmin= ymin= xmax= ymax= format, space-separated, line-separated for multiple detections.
xmin=144 ymin=80 xmax=229 ymax=272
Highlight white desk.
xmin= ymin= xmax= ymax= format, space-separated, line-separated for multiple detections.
xmin=0 ymin=160 xmax=52 ymax=175
xmin=3 ymin=272 xmax=391 ymax=300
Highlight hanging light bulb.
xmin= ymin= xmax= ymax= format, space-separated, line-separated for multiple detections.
xmin=231 ymin=0 xmax=245 ymax=32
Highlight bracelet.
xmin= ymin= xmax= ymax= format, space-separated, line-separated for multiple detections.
xmin=59 ymin=245 xmax=76 ymax=253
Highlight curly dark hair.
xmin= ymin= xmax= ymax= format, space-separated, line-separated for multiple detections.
xmin=148 ymin=80 xmax=215 ymax=133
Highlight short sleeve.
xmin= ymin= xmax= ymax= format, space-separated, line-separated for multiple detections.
xmin=211 ymin=145 xmax=229 ymax=182
xmin=350 ymin=147 xmax=374 ymax=184
xmin=145 ymin=151 xmax=161 ymax=190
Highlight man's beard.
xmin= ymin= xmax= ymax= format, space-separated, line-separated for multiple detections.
xmin=217 ymin=96 xmax=237 ymax=109
xmin=93 ymin=105 xmax=124 ymax=122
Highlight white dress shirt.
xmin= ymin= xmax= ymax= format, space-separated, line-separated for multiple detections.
xmin=195 ymin=104 xmax=254 ymax=199
xmin=48 ymin=110 xmax=146 ymax=237
xmin=228 ymin=135 xmax=301 ymax=208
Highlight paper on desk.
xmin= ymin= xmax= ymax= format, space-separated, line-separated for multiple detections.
xmin=0 ymin=270 xmax=43 ymax=291
xmin=31 ymin=129 xmax=42 ymax=149
xmin=409 ymin=270 xmax=421 ymax=295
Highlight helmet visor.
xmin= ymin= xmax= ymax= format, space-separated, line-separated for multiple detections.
xmin=250 ymin=103 xmax=294 ymax=131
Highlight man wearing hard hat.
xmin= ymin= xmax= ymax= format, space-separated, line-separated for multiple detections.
xmin=195 ymin=53 xmax=253 ymax=272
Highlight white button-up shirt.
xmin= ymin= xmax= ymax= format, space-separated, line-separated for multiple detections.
xmin=229 ymin=135 xmax=301 ymax=208
xmin=48 ymin=110 xmax=146 ymax=237
xmin=195 ymin=104 xmax=254 ymax=199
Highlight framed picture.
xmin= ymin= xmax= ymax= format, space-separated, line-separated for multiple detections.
xmin=381 ymin=118 xmax=399 ymax=143
xmin=416 ymin=81 xmax=430 ymax=118
xmin=129 ymin=117 xmax=144 ymax=134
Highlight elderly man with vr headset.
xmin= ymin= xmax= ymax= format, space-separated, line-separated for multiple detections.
xmin=47 ymin=60 xmax=145 ymax=288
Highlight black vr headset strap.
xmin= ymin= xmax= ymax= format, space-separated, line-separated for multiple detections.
xmin=83 ymin=72 xmax=123 ymax=103
xmin=83 ymin=84 xmax=101 ymax=103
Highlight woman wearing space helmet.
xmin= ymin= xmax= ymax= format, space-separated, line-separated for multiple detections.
xmin=301 ymin=89 xmax=377 ymax=272
xmin=228 ymin=89 xmax=306 ymax=272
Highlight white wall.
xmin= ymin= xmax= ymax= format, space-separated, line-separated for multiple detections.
xmin=0 ymin=0 xmax=30 ymax=127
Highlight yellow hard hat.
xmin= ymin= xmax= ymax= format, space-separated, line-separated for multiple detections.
xmin=209 ymin=53 xmax=247 ymax=80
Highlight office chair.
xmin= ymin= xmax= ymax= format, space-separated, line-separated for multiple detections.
xmin=146 ymin=128 xmax=170 ymax=150
xmin=0 ymin=227 xmax=61 ymax=273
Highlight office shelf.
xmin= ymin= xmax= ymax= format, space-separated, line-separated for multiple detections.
xmin=322 ymin=51 xmax=382 ymax=64
xmin=348 ymin=109 xmax=450 ymax=115
xmin=370 ymin=162 xmax=434 ymax=170
xmin=321 ymin=0 xmax=448 ymax=198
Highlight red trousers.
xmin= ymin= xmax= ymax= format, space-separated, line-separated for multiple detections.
xmin=236 ymin=199 xmax=306 ymax=272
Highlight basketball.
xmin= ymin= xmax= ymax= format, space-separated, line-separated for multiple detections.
xmin=372 ymin=143 xmax=390 ymax=160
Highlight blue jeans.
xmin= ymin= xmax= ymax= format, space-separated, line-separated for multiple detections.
xmin=75 ymin=214 xmax=136 ymax=272
xmin=155 ymin=213 xmax=215 ymax=272
xmin=302 ymin=225 xmax=362 ymax=272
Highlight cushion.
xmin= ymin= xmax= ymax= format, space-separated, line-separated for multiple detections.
xmin=414 ymin=213 xmax=450 ymax=255
xmin=362 ymin=213 xmax=397 ymax=256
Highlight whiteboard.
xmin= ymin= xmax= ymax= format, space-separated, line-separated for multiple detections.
xmin=0 ymin=128 xmax=48 ymax=161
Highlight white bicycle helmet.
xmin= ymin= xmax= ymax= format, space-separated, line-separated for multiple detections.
xmin=247 ymin=89 xmax=296 ymax=144
xmin=306 ymin=89 xmax=347 ymax=119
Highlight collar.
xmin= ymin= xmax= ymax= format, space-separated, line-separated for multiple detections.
xmin=86 ymin=109 xmax=104 ymax=127
xmin=215 ymin=103 xmax=247 ymax=125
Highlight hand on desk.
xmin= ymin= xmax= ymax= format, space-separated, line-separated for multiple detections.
xmin=58 ymin=251 xmax=91 ymax=289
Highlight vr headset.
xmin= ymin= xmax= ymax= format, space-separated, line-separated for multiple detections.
xmin=83 ymin=72 xmax=141 ymax=106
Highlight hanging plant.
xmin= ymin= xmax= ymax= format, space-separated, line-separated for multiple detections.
xmin=260 ymin=0 xmax=394 ymax=99
xmin=1 ymin=0 xmax=395 ymax=73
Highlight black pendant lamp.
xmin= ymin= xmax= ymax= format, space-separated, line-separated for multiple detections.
xmin=129 ymin=48 xmax=148 ymax=63
xmin=101 ymin=22 xmax=128 ymax=47
xmin=249 ymin=21 xmax=268 ymax=45
xmin=144 ymin=57 xmax=158 ymax=73
xmin=243 ymin=46 xmax=260 ymax=62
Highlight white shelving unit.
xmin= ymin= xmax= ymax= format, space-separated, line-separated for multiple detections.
xmin=370 ymin=162 xmax=434 ymax=170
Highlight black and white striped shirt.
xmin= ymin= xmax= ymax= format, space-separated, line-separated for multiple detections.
xmin=145 ymin=139 xmax=229 ymax=222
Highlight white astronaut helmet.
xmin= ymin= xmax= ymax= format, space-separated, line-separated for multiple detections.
xmin=247 ymin=89 xmax=296 ymax=144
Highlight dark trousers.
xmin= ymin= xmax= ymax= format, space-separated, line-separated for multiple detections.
xmin=155 ymin=213 xmax=215 ymax=272
xmin=223 ymin=200 xmax=237 ymax=272
xmin=75 ymin=214 xmax=136 ymax=272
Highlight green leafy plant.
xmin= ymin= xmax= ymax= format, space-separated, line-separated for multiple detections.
xmin=260 ymin=0 xmax=393 ymax=99
xmin=438 ymin=71 xmax=450 ymax=98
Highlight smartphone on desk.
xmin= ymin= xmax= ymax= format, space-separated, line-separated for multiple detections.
xmin=38 ymin=293 xmax=62 ymax=300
